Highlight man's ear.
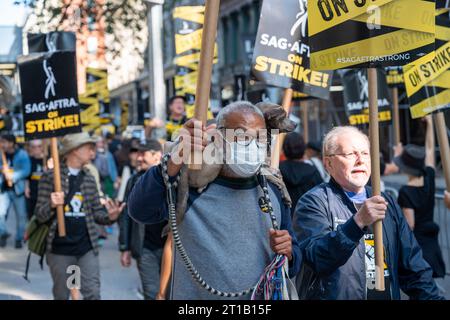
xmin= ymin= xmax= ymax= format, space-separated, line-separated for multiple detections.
xmin=324 ymin=156 xmax=332 ymax=173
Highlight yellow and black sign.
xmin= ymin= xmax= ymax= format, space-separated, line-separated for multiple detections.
xmin=79 ymin=68 xmax=111 ymax=133
xmin=173 ymin=6 xmax=217 ymax=119
xmin=342 ymin=69 xmax=392 ymax=126
xmin=252 ymin=0 xmax=333 ymax=100
xmin=385 ymin=66 xmax=404 ymax=87
xmin=405 ymin=9 xmax=450 ymax=119
xmin=18 ymin=51 xmax=82 ymax=140
xmin=309 ymin=0 xmax=436 ymax=70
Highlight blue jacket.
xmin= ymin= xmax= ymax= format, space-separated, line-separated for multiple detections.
xmin=0 ymin=148 xmax=31 ymax=196
xmin=128 ymin=165 xmax=301 ymax=279
xmin=293 ymin=179 xmax=444 ymax=300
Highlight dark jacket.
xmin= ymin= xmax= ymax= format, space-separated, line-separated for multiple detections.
xmin=35 ymin=164 xmax=114 ymax=256
xmin=118 ymin=170 xmax=167 ymax=259
xmin=293 ymin=178 xmax=444 ymax=300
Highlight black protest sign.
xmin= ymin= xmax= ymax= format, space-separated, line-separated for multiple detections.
xmin=251 ymin=0 xmax=333 ymax=100
xmin=404 ymin=10 xmax=450 ymax=118
xmin=342 ymin=69 xmax=392 ymax=126
xmin=437 ymin=0 xmax=450 ymax=9
xmin=27 ymin=32 xmax=76 ymax=53
xmin=18 ymin=51 xmax=82 ymax=140
xmin=385 ymin=66 xmax=404 ymax=88
xmin=309 ymin=0 xmax=436 ymax=70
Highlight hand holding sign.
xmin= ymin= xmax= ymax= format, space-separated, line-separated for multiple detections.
xmin=50 ymin=191 xmax=64 ymax=208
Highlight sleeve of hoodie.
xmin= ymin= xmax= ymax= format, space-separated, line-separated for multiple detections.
xmin=118 ymin=176 xmax=136 ymax=252
xmin=128 ymin=165 xmax=170 ymax=225
xmin=293 ymin=188 xmax=365 ymax=276
xmin=388 ymin=194 xmax=445 ymax=300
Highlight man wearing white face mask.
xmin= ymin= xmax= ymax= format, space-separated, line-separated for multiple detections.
xmin=128 ymin=101 xmax=301 ymax=300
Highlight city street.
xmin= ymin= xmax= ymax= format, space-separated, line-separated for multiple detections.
xmin=1 ymin=175 xmax=450 ymax=300
xmin=0 ymin=215 xmax=141 ymax=300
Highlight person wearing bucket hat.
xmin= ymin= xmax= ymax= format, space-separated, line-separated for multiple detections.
xmin=34 ymin=132 xmax=125 ymax=300
xmin=395 ymin=116 xmax=446 ymax=280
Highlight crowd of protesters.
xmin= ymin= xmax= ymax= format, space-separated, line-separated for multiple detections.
xmin=0 ymin=97 xmax=449 ymax=301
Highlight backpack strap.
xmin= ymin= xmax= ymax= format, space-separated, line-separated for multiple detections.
xmin=23 ymin=251 xmax=32 ymax=282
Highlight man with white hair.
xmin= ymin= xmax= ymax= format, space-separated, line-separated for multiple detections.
xmin=293 ymin=126 xmax=444 ymax=300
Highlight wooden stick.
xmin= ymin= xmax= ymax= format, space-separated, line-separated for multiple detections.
xmin=391 ymin=87 xmax=401 ymax=146
xmin=157 ymin=232 xmax=173 ymax=300
xmin=368 ymin=68 xmax=385 ymax=291
xmin=189 ymin=0 xmax=221 ymax=170
xmin=51 ymin=137 xmax=66 ymax=237
xmin=301 ymin=100 xmax=309 ymax=144
xmin=1 ymin=149 xmax=13 ymax=187
xmin=271 ymin=88 xmax=293 ymax=169
xmin=433 ymin=112 xmax=450 ymax=191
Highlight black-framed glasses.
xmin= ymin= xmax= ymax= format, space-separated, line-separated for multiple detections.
xmin=217 ymin=128 xmax=268 ymax=148
xmin=326 ymin=150 xmax=370 ymax=160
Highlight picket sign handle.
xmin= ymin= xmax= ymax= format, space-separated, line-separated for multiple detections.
xmin=368 ymin=68 xmax=385 ymax=291
xmin=1 ymin=149 xmax=13 ymax=187
xmin=271 ymin=88 xmax=293 ymax=169
xmin=189 ymin=0 xmax=221 ymax=170
xmin=433 ymin=112 xmax=450 ymax=191
xmin=391 ymin=87 xmax=401 ymax=146
xmin=51 ymin=137 xmax=66 ymax=237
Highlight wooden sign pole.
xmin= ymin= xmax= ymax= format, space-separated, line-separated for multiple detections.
xmin=189 ymin=0 xmax=221 ymax=170
xmin=271 ymin=88 xmax=293 ymax=169
xmin=51 ymin=137 xmax=66 ymax=237
xmin=391 ymin=87 xmax=401 ymax=146
xmin=368 ymin=68 xmax=385 ymax=291
xmin=433 ymin=112 xmax=450 ymax=191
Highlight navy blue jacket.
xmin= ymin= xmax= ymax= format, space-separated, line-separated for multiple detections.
xmin=293 ymin=179 xmax=444 ymax=300
xmin=128 ymin=165 xmax=301 ymax=278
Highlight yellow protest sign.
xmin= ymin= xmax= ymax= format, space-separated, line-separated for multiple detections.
xmin=309 ymin=0 xmax=435 ymax=70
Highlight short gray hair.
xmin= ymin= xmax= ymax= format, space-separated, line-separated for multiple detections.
xmin=216 ymin=101 xmax=264 ymax=128
xmin=323 ymin=126 xmax=370 ymax=156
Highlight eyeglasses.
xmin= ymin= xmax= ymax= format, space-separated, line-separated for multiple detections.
xmin=218 ymin=129 xmax=268 ymax=148
xmin=326 ymin=150 xmax=370 ymax=160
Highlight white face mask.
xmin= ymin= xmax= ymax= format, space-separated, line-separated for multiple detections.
xmin=224 ymin=139 xmax=267 ymax=178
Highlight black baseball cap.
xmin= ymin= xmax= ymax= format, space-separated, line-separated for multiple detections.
xmin=306 ymin=141 xmax=322 ymax=153
xmin=135 ymin=139 xmax=163 ymax=152
xmin=0 ymin=133 xmax=16 ymax=144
